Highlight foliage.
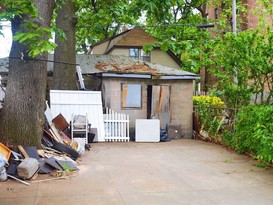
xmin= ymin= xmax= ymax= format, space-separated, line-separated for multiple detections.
xmin=193 ymin=95 xmax=225 ymax=107
xmin=75 ymin=0 xmax=140 ymax=53
xmin=0 ymin=0 xmax=64 ymax=57
xmin=211 ymin=28 xmax=273 ymax=107
xmin=194 ymin=95 xmax=225 ymax=137
xmin=228 ymin=105 xmax=273 ymax=164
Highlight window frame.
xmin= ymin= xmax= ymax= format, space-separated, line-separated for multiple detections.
xmin=129 ymin=48 xmax=150 ymax=62
xmin=121 ymin=83 xmax=142 ymax=109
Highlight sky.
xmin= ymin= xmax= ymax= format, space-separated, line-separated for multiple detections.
xmin=0 ymin=21 xmax=12 ymax=58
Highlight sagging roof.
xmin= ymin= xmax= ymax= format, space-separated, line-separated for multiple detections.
xmin=76 ymin=54 xmax=199 ymax=80
xmin=1 ymin=54 xmax=200 ymax=80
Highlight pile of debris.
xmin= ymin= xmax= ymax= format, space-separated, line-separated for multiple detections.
xmin=0 ymin=113 xmax=94 ymax=186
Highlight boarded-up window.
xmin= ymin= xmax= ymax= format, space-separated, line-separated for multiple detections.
xmin=122 ymin=83 xmax=142 ymax=108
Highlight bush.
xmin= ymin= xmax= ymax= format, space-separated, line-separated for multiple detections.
xmin=231 ymin=105 xmax=273 ymax=163
xmin=193 ymin=96 xmax=225 ymax=107
xmin=193 ymin=96 xmax=226 ymax=138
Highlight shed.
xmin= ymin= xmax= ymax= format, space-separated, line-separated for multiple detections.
xmin=50 ymin=54 xmax=199 ymax=139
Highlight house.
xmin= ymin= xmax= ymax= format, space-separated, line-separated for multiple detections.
xmin=89 ymin=27 xmax=182 ymax=69
xmin=68 ymin=54 xmax=199 ymax=139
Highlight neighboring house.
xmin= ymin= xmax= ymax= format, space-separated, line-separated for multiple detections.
xmin=89 ymin=27 xmax=182 ymax=69
xmin=207 ymin=0 xmax=259 ymax=30
xmin=200 ymin=0 xmax=262 ymax=93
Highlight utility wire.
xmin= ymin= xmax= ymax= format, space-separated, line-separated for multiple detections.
xmin=9 ymin=56 xmax=80 ymax=66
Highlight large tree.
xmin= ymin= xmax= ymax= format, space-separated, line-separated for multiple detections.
xmin=53 ymin=0 xmax=78 ymax=90
xmin=0 ymin=0 xmax=55 ymax=146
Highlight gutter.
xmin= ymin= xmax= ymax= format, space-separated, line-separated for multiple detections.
xmin=101 ymin=73 xmax=200 ymax=80
xmin=156 ymin=75 xmax=200 ymax=80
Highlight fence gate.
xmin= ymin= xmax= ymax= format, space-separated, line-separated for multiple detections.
xmin=104 ymin=107 xmax=130 ymax=142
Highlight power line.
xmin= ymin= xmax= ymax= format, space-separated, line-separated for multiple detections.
xmin=77 ymin=23 xmax=215 ymax=29
xmin=9 ymin=56 xmax=80 ymax=66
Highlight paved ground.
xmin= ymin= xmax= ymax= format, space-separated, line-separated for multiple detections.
xmin=1 ymin=139 xmax=273 ymax=205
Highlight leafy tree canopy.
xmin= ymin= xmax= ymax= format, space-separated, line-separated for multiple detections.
xmin=0 ymin=0 xmax=62 ymax=57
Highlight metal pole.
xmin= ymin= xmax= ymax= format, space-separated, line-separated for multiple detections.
xmin=232 ymin=0 xmax=237 ymax=34
xmin=232 ymin=0 xmax=238 ymax=85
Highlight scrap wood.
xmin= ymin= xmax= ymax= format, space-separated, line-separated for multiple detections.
xmin=157 ymin=87 xmax=164 ymax=113
xmin=49 ymin=129 xmax=61 ymax=142
xmin=7 ymin=174 xmax=30 ymax=186
xmin=41 ymin=144 xmax=62 ymax=154
xmin=60 ymin=131 xmax=71 ymax=142
xmin=31 ymin=176 xmax=70 ymax=183
xmin=52 ymin=113 xmax=69 ymax=131
xmin=37 ymin=149 xmax=46 ymax=158
xmin=217 ymin=116 xmax=226 ymax=132
xmin=18 ymin=145 xmax=29 ymax=158
xmin=43 ymin=128 xmax=58 ymax=142
xmin=49 ymin=123 xmax=64 ymax=143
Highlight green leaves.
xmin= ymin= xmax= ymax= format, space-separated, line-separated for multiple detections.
xmin=75 ymin=0 xmax=140 ymax=52
xmin=13 ymin=23 xmax=56 ymax=57
xmin=0 ymin=0 xmax=56 ymax=57
xmin=0 ymin=0 xmax=38 ymax=20
xmin=231 ymin=105 xmax=273 ymax=163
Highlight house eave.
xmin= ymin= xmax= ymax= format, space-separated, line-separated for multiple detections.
xmin=100 ymin=73 xmax=200 ymax=80
xmin=155 ymin=75 xmax=200 ymax=80
xmin=101 ymin=73 xmax=151 ymax=79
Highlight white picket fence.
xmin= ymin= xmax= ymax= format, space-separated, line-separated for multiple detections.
xmin=104 ymin=107 xmax=130 ymax=142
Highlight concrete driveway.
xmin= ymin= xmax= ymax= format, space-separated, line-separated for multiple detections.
xmin=1 ymin=139 xmax=273 ymax=205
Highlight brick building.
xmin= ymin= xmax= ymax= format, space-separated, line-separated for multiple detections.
xmin=200 ymin=0 xmax=262 ymax=93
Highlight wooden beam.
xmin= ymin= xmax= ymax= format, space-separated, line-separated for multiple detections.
xmin=18 ymin=145 xmax=29 ymax=158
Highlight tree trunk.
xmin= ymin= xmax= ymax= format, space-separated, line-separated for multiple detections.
xmin=53 ymin=0 xmax=78 ymax=90
xmin=0 ymin=1 xmax=55 ymax=146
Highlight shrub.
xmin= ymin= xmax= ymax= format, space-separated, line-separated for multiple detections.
xmin=193 ymin=96 xmax=226 ymax=138
xmin=193 ymin=96 xmax=225 ymax=107
xmin=231 ymin=105 xmax=273 ymax=163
